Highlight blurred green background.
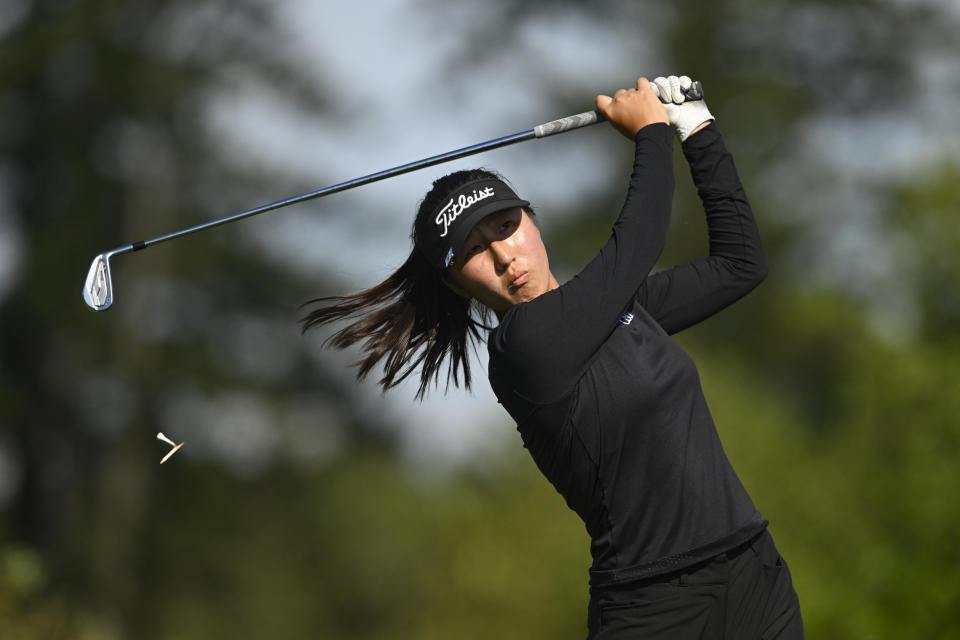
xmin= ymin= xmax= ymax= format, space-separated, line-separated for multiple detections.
xmin=2 ymin=0 xmax=959 ymax=638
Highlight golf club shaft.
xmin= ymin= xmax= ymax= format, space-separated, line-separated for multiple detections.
xmin=80 ymin=111 xmax=600 ymax=311
xmin=82 ymin=79 xmax=704 ymax=311
xmin=107 ymin=76 xmax=706 ymax=254
xmin=135 ymin=129 xmax=541 ymax=254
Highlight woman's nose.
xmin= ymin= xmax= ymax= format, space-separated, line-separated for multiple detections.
xmin=489 ymin=240 xmax=513 ymax=267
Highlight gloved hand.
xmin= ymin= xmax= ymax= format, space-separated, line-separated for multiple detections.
xmin=649 ymin=75 xmax=714 ymax=142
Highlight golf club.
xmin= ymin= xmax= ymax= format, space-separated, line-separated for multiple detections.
xmin=82 ymin=81 xmax=703 ymax=311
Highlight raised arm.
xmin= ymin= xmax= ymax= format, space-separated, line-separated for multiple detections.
xmin=490 ymin=80 xmax=675 ymax=404
xmin=637 ymin=123 xmax=768 ymax=334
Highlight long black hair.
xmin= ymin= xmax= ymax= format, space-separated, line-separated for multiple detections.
xmin=301 ymin=169 xmax=510 ymax=399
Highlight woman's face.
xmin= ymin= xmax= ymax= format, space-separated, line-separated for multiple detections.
xmin=445 ymin=207 xmax=559 ymax=316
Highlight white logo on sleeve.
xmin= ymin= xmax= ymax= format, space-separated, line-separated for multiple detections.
xmin=436 ymin=186 xmax=496 ymax=237
xmin=619 ymin=312 xmax=634 ymax=325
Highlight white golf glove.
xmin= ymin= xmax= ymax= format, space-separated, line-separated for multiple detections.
xmin=649 ymin=75 xmax=714 ymax=142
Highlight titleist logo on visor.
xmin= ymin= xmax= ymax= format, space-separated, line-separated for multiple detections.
xmin=416 ymin=177 xmax=528 ymax=269
xmin=435 ymin=186 xmax=496 ymax=238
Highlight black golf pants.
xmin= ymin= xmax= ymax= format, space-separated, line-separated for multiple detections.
xmin=586 ymin=530 xmax=804 ymax=639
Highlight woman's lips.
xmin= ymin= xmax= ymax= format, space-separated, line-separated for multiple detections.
xmin=510 ymin=271 xmax=528 ymax=288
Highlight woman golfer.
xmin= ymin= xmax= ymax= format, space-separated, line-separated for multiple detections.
xmin=303 ymin=76 xmax=804 ymax=639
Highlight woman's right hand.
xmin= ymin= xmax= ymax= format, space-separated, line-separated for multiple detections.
xmin=596 ymin=77 xmax=669 ymax=140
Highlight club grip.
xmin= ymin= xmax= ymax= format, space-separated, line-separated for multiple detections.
xmin=534 ymin=110 xmax=606 ymax=138
xmin=534 ymin=80 xmax=704 ymax=139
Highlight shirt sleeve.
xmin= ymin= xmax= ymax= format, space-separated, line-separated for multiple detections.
xmin=635 ymin=123 xmax=768 ymax=335
xmin=489 ymin=123 xmax=675 ymax=404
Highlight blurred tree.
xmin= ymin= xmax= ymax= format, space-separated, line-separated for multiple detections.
xmin=887 ymin=164 xmax=960 ymax=339
xmin=126 ymin=447 xmax=590 ymax=639
xmin=0 ymin=0 xmax=389 ymax=634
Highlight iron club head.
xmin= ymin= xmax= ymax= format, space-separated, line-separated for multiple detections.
xmin=83 ymin=246 xmax=134 ymax=311
xmin=83 ymin=253 xmax=113 ymax=311
xmin=83 ymin=253 xmax=114 ymax=311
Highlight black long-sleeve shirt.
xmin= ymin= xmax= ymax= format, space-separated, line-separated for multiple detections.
xmin=487 ymin=122 xmax=768 ymax=587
